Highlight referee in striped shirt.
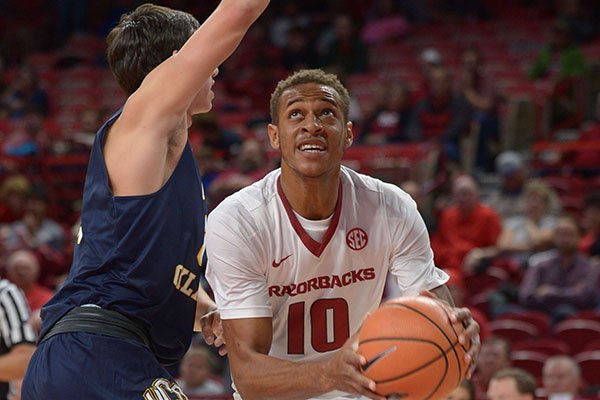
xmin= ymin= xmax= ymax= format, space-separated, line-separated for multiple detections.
xmin=0 ymin=279 xmax=36 ymax=399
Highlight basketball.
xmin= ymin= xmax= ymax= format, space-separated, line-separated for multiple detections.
xmin=358 ymin=296 xmax=470 ymax=399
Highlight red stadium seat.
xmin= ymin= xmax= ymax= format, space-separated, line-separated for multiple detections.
xmin=463 ymin=266 xmax=509 ymax=298
xmin=512 ymin=338 xmax=570 ymax=356
xmin=574 ymin=351 xmax=600 ymax=387
xmin=553 ymin=320 xmax=600 ymax=355
xmin=581 ymin=339 xmax=600 ymax=353
xmin=565 ymin=310 xmax=600 ymax=324
xmin=467 ymin=291 xmax=492 ymax=319
xmin=497 ymin=311 xmax=551 ymax=336
xmin=511 ymin=350 xmax=548 ymax=380
xmin=489 ymin=319 xmax=539 ymax=345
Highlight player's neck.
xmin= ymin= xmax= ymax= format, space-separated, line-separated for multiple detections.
xmin=279 ymin=170 xmax=340 ymax=220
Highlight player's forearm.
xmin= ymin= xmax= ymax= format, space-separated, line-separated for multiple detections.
xmin=196 ymin=286 xmax=216 ymax=316
xmin=0 ymin=344 xmax=35 ymax=381
xmin=231 ymin=352 xmax=334 ymax=400
xmin=431 ymin=284 xmax=455 ymax=307
xmin=222 ymin=0 xmax=270 ymax=18
xmin=146 ymin=0 xmax=270 ymax=114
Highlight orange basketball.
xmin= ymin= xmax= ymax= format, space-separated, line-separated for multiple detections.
xmin=358 ymin=296 xmax=470 ymax=399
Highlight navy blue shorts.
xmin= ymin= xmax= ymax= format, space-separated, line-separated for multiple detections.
xmin=22 ymin=332 xmax=188 ymax=399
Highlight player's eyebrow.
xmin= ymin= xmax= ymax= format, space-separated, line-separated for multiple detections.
xmin=285 ymin=96 xmax=339 ymax=109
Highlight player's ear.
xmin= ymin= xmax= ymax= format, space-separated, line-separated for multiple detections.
xmin=267 ymin=124 xmax=280 ymax=150
xmin=344 ymin=121 xmax=354 ymax=149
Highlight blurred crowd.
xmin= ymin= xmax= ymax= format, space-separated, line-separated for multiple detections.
xmin=1 ymin=0 xmax=600 ymax=399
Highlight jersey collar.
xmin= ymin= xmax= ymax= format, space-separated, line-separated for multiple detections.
xmin=276 ymin=176 xmax=342 ymax=257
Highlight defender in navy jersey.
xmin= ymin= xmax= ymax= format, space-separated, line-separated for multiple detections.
xmin=22 ymin=1 xmax=269 ymax=399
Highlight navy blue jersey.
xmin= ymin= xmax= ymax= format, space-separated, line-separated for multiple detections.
xmin=40 ymin=111 xmax=207 ymax=365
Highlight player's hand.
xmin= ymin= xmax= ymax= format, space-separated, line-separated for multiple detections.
xmin=199 ymin=308 xmax=227 ymax=356
xmin=449 ymin=306 xmax=480 ymax=378
xmin=419 ymin=290 xmax=480 ymax=378
xmin=320 ymin=331 xmax=386 ymax=400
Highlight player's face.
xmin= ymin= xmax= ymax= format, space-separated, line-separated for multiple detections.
xmin=268 ymin=82 xmax=353 ymax=179
xmin=191 ymin=68 xmax=218 ymax=114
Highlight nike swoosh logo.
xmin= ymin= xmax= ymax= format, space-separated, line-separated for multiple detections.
xmin=363 ymin=345 xmax=397 ymax=371
xmin=272 ymin=254 xmax=292 ymax=268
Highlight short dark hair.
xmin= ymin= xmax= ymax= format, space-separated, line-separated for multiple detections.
xmin=492 ymin=368 xmax=537 ymax=397
xmin=269 ymin=69 xmax=350 ymax=125
xmin=106 ymin=3 xmax=200 ymax=96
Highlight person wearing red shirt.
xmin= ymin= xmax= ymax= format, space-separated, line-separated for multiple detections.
xmin=431 ymin=174 xmax=502 ymax=277
xmin=4 ymin=249 xmax=53 ymax=313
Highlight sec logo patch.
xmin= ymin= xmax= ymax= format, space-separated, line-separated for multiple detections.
xmin=346 ymin=228 xmax=368 ymax=250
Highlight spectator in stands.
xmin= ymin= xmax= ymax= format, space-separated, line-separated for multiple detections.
xmin=269 ymin=2 xmax=309 ymax=48
xmin=71 ymin=106 xmax=105 ymax=148
xmin=430 ymin=174 xmax=502 ymax=276
xmin=0 ymin=64 xmax=48 ymax=119
xmin=542 ymin=355 xmax=582 ymax=400
xmin=413 ymin=47 xmax=443 ymax=103
xmin=472 ymin=336 xmax=513 ymax=400
xmin=445 ymin=379 xmax=475 ymax=400
xmin=4 ymin=187 xmax=65 ymax=287
xmin=420 ymin=47 xmax=443 ymax=77
xmin=360 ymin=0 xmax=409 ymax=45
xmin=318 ymin=14 xmax=368 ymax=75
xmin=7 ymin=188 xmax=64 ymax=253
xmin=529 ymin=20 xmax=586 ymax=81
xmin=496 ymin=179 xmax=558 ymax=267
xmin=399 ymin=180 xmax=436 ymax=232
xmin=407 ymin=66 xmax=471 ymax=164
xmin=486 ymin=151 xmax=527 ymax=218
xmin=529 ymin=21 xmax=587 ymax=130
xmin=4 ymin=250 xmax=52 ymax=314
xmin=0 ymin=175 xmax=31 ymax=224
xmin=580 ymin=191 xmax=600 ymax=259
xmin=486 ymin=151 xmax=559 ymax=219
xmin=176 ymin=346 xmax=226 ymax=396
xmin=207 ymin=173 xmax=255 ymax=213
xmin=457 ymin=47 xmax=501 ymax=172
xmin=281 ymin=25 xmax=317 ymax=72
xmin=2 ymin=108 xmax=47 ymax=156
xmin=234 ymin=138 xmax=271 ymax=180
xmin=519 ymin=215 xmax=599 ymax=323
xmin=486 ymin=368 xmax=536 ymax=400
xmin=193 ymin=112 xmax=242 ymax=162
xmin=360 ymin=81 xmax=413 ymax=144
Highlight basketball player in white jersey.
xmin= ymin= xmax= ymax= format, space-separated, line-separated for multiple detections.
xmin=205 ymin=69 xmax=481 ymax=399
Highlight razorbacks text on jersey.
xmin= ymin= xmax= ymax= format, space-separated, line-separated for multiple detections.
xmin=206 ymin=166 xmax=448 ymax=399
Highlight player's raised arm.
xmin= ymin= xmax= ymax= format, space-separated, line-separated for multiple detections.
xmin=124 ymin=0 xmax=269 ymax=122
xmin=103 ymin=1 xmax=268 ymax=196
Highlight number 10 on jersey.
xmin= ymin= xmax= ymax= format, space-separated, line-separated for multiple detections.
xmin=287 ymin=298 xmax=350 ymax=354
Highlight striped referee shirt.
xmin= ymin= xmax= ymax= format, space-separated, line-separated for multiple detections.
xmin=0 ymin=279 xmax=36 ymax=399
xmin=0 ymin=279 xmax=36 ymax=353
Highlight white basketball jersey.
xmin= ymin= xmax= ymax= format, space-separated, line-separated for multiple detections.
xmin=205 ymin=166 xmax=448 ymax=399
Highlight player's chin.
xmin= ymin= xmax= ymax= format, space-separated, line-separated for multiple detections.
xmin=196 ymin=102 xmax=213 ymax=114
